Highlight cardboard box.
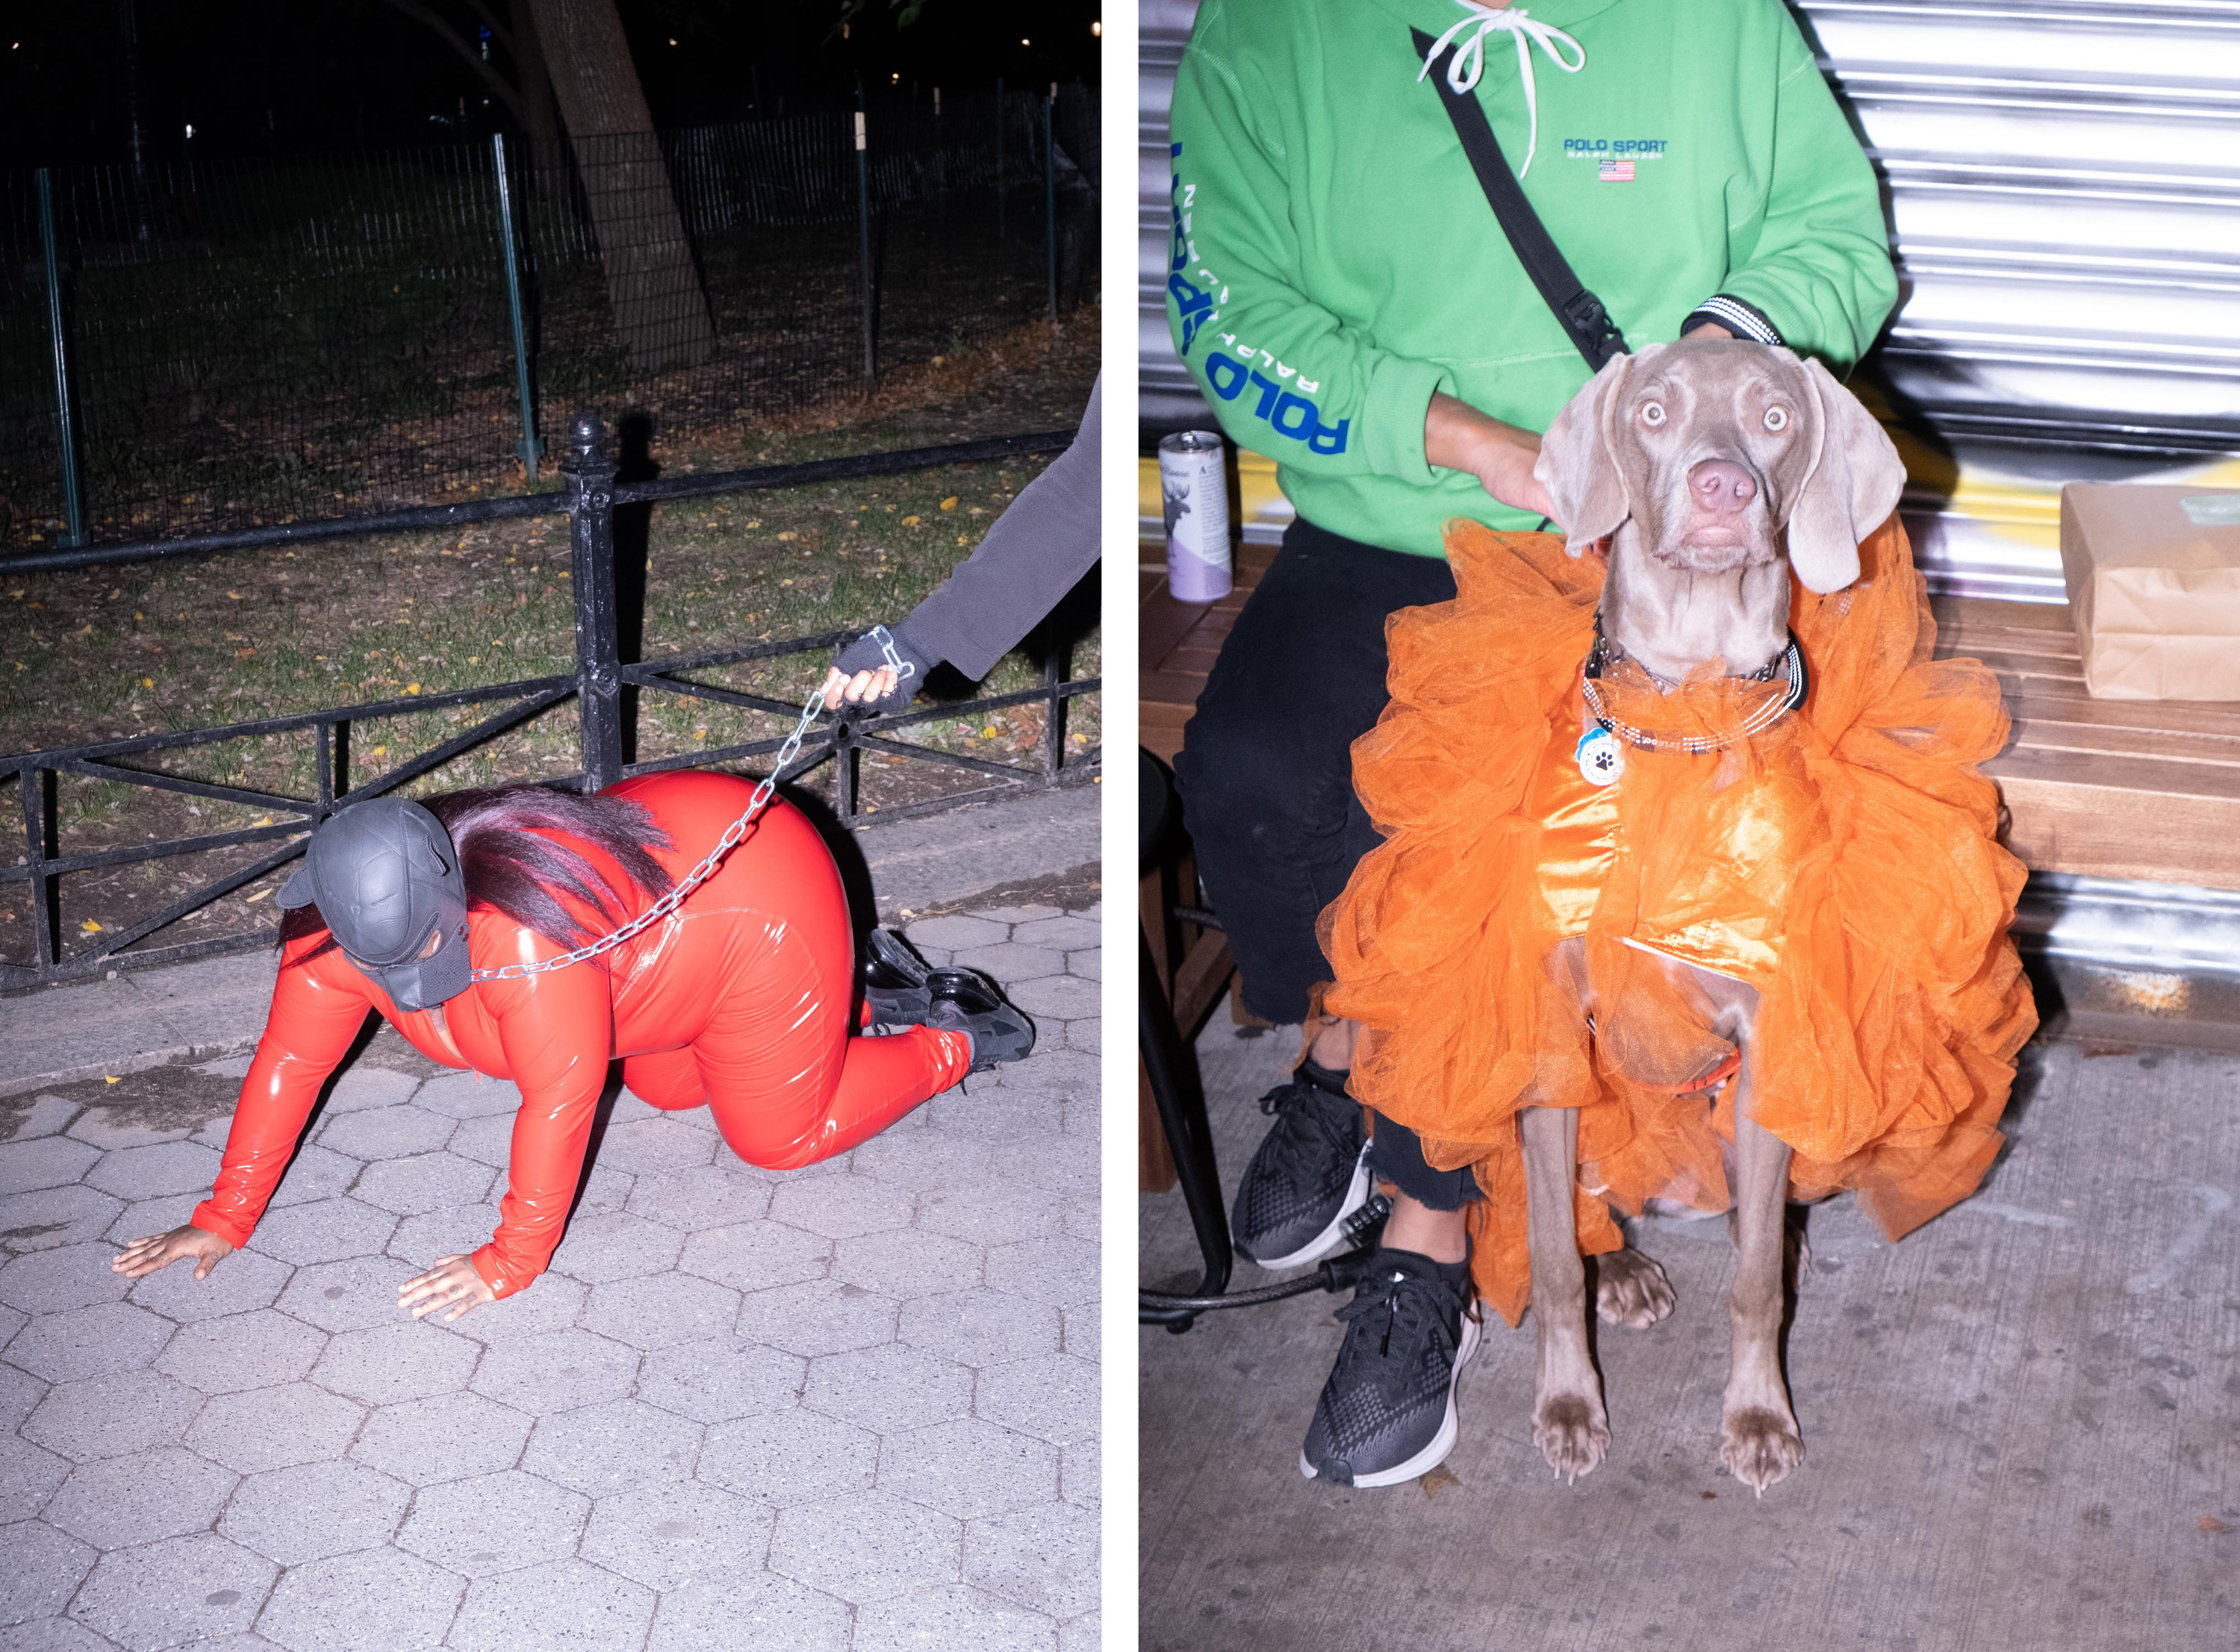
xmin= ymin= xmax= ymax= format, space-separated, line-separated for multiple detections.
xmin=2059 ymin=482 xmax=2240 ymax=699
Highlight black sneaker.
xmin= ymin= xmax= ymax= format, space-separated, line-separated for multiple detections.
xmin=1299 ymin=1249 xmax=1481 ymax=1488
xmin=863 ymin=929 xmax=934 ymax=1028
xmin=1230 ymin=1064 xmax=1372 ymax=1269
xmin=925 ymin=972 xmax=1035 ymax=1071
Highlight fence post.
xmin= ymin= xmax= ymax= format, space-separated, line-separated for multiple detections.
xmin=35 ymin=169 xmax=86 ymax=549
xmin=1043 ymin=87 xmax=1058 ymax=321
xmin=491 ymin=134 xmax=543 ymax=481
xmin=856 ymin=110 xmax=875 ymax=386
xmin=562 ymin=413 xmax=624 ymax=794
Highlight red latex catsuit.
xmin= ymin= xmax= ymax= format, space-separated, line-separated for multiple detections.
xmin=189 ymin=770 xmax=971 ymax=1297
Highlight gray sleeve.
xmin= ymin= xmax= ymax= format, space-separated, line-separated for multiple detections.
xmin=903 ymin=375 xmax=1101 ymax=682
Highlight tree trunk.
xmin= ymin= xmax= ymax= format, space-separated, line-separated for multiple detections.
xmin=509 ymin=0 xmax=564 ymax=159
xmin=527 ymin=0 xmax=715 ymax=373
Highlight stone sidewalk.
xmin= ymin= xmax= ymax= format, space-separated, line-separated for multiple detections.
xmin=0 ymin=900 xmax=1100 ymax=1652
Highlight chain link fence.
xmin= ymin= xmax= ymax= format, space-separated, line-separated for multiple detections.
xmin=0 ymin=87 xmax=1099 ymax=549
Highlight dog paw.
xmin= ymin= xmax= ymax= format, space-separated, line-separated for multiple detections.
xmin=1720 ymin=1406 xmax=1803 ymax=1494
xmin=1595 ymin=1246 xmax=1676 ymax=1328
xmin=1532 ymin=1392 xmax=1611 ymax=1483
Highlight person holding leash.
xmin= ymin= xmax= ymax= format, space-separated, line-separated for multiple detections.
xmin=1164 ymin=0 xmax=1899 ymax=1485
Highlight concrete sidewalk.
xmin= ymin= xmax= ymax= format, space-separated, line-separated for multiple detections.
xmin=1 ymin=785 xmax=1101 ymax=1652
xmin=1140 ymin=1020 xmax=2240 ymax=1652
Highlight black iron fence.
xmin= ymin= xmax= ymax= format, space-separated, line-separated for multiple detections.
xmin=1 ymin=87 xmax=1101 ymax=550
xmin=0 ymin=414 xmax=1099 ymax=991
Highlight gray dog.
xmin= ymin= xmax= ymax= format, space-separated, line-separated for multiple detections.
xmin=1522 ymin=340 xmax=1906 ymax=1492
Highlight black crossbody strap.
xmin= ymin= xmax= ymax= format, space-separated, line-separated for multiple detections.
xmin=1412 ymin=26 xmax=1628 ymax=371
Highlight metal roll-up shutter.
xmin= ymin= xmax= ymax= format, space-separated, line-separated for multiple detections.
xmin=1137 ymin=0 xmax=2240 ymax=596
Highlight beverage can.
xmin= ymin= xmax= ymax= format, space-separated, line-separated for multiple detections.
xmin=1159 ymin=430 xmax=1232 ymax=603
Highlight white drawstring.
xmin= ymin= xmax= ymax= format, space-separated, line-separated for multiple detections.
xmin=1415 ymin=1 xmax=1587 ymax=178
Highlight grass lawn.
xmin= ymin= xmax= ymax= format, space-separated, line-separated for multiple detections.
xmin=1 ymin=311 xmax=1100 ymax=977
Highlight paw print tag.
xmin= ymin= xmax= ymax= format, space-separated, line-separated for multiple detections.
xmin=1576 ymin=726 xmax=1623 ymax=787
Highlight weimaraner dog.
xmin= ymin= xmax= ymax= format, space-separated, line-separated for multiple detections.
xmin=1524 ymin=340 xmax=1906 ymax=1492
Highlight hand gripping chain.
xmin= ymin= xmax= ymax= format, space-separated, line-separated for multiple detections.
xmin=469 ymin=685 xmax=829 ymax=984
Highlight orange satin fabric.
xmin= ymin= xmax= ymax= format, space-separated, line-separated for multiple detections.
xmin=1320 ymin=521 xmax=2037 ymax=1327
xmin=191 ymin=771 xmax=970 ymax=1297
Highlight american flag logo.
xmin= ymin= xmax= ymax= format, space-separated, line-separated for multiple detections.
xmin=1600 ymin=158 xmax=1636 ymax=182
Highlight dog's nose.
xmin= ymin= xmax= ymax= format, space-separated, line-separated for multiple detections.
xmin=1688 ymin=460 xmax=1758 ymax=515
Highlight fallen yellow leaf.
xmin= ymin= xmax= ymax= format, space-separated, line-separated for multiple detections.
xmin=245 ymin=888 xmax=272 ymax=904
xmin=105 ymin=1075 xmax=122 ymax=1084
xmin=141 ymin=677 xmax=153 ymax=688
xmin=405 ymin=683 xmax=421 ymax=694
xmin=80 ymin=919 xmax=102 ymax=933
xmin=939 ymin=496 xmax=959 ymax=511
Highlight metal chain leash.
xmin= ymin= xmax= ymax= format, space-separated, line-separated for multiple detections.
xmin=470 ymin=685 xmax=830 ymax=984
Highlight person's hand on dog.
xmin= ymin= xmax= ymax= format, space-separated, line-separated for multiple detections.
xmin=112 ymin=1224 xmax=234 ymax=1281
xmin=398 ymin=1254 xmax=497 ymax=1323
xmin=823 ymin=622 xmax=936 ymax=714
xmin=1425 ymin=393 xmax=1556 ymax=523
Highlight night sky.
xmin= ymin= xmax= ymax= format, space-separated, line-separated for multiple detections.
xmin=4 ymin=1 xmax=1104 ymax=168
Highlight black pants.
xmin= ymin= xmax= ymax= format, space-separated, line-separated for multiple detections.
xmin=1173 ymin=517 xmax=1478 ymax=1211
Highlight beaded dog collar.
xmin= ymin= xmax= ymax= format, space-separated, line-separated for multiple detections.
xmin=1581 ymin=615 xmax=1809 ymax=755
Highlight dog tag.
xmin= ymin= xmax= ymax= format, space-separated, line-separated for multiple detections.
xmin=1576 ymin=726 xmax=1623 ymax=786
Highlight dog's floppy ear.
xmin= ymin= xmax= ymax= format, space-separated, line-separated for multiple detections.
xmin=1784 ymin=357 xmax=1905 ymax=594
xmin=1534 ymin=354 xmax=1631 ymax=558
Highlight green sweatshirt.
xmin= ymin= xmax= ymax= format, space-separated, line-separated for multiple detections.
xmin=1165 ymin=0 xmax=1899 ymax=558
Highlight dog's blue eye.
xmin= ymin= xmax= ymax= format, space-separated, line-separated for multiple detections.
xmin=1640 ymin=401 xmax=1666 ymax=427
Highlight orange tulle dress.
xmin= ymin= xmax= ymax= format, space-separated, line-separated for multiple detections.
xmin=1319 ymin=519 xmax=2037 ymax=1327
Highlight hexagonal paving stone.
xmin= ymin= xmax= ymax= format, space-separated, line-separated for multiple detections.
xmin=411 ymin=1071 xmax=520 ymax=1120
xmin=644 ymin=1565 xmax=852 ymax=1652
xmin=7 ymin=1302 xmax=175 ymax=1384
xmin=545 ymin=1209 xmax=685 ymax=1285
xmin=0 ymin=1615 xmax=116 ymax=1651
xmin=348 ymin=1152 xmax=494 ymax=1217
xmin=219 ymin=1459 xmax=411 ymax=1565
xmin=579 ymin=1271 xmax=740 ymax=1351
xmin=767 ymin=1175 xmax=914 ymax=1239
xmin=44 ymin=1446 xmax=239 ymax=1550
xmin=926 ymin=1085 xmax=1064 ymax=1144
xmin=0 ymin=1521 xmax=93 ymax=1627
xmin=965 ymin=1500 xmax=1099 ymax=1619
xmin=1004 ymin=975 xmax=1098 ymax=1023
xmin=155 ymin=1310 xmax=326 ymax=1395
xmin=520 ymin=1397 xmax=702 ymax=1497
xmin=1063 ymin=1019 xmax=1100 ymax=1056
xmin=917 ymin=1183 xmax=1065 ymax=1249
xmin=830 ymin=1228 xmax=982 ymax=1300
xmin=676 ymin=1219 xmax=830 ymax=1294
xmin=847 ymin=1130 xmax=993 ymax=1193
xmin=0 ymin=1432 xmax=71 ymax=1514
xmin=21 ymin=1370 xmax=204 ymax=1462
xmin=242 ymin=1199 xmax=397 ymax=1267
xmin=322 ymin=1066 xmax=424 ymax=1113
xmin=469 ymin=1327 xmax=639 ymax=1415
xmin=272 ymin=1255 xmax=419 ymax=1333
xmin=992 ymin=1132 xmax=1097 ymax=1197
xmin=255 ymin=1545 xmax=462 ymax=1652
xmin=904 ymin=914 xmax=1007 ymax=950
xmin=589 ymin=1118 xmax=716 ymax=1176
xmin=854 ymin=1583 xmax=1059 ymax=1652
xmin=314 ymin=1104 xmax=451 ymax=1162
xmin=947 ymin=942 xmax=1067 ymax=982
xmin=448 ymin=1559 xmax=653 ymax=1652
xmin=3 ymin=1094 xmax=78 ymax=1142
xmin=579 ymin=1480 xmax=775 ymax=1591
xmin=637 ymin=1336 xmax=803 ymax=1424
xmin=0 ymin=1356 xmax=37 ymax=1427
xmin=1061 ymin=1440 xmax=1098 ymax=1510
xmin=576 ymin=1162 xmax=636 ymax=1212
xmin=1059 ymin=1611 xmax=1101 ymax=1652
xmin=264 ymin=1144 xmax=364 ymax=1210
xmin=992 ymin=1048 xmax=1097 ymax=1098
xmin=977 ymin=1353 xmax=1097 ymax=1447
xmin=444 ymin=1114 xmax=514 ymax=1170
xmin=84 ymin=1141 xmax=221 ymax=1201
xmin=348 ymin=1390 xmax=531 ymax=1486
xmin=102 ymin=1194 xmax=202 ymax=1249
xmin=1060 ymin=1305 xmax=1097 ymax=1363
xmin=0 ymin=1242 xmax=131 ymax=1314
xmin=986 ymin=1234 xmax=1099 ymax=1309
xmin=699 ymin=1407 xmax=877 ymax=1506
xmin=308 ymin=1321 xmax=478 ymax=1407
xmin=0 ymin=1185 xmax=125 ymax=1254
xmin=383 ymin=1203 xmax=503 ymax=1268
xmin=803 ymin=1343 xmax=971 ymax=1433
xmin=0 ymin=1137 xmax=100 ymax=1198
xmin=186 ymin=1383 xmax=366 ymax=1474
xmin=395 ymin=1469 xmax=588 ymax=1576
xmin=444 ymin=1272 xmax=586 ymax=1345
xmin=128 ymin=1247 xmax=292 ymax=1324
xmin=768 ymin=1490 xmax=960 ymax=1605
xmin=623 ymin=1165 xmax=769 ymax=1232
xmin=1012 ymin=914 xmax=1100 ymax=952
xmin=880 ymin=1418 xmax=1060 ymax=1521
xmin=67 ymin=1533 xmax=276 ymax=1651
xmin=733 ymin=1278 xmax=898 ymax=1359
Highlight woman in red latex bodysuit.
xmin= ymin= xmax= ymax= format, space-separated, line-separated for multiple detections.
xmin=112 ymin=771 xmax=1030 ymax=1320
